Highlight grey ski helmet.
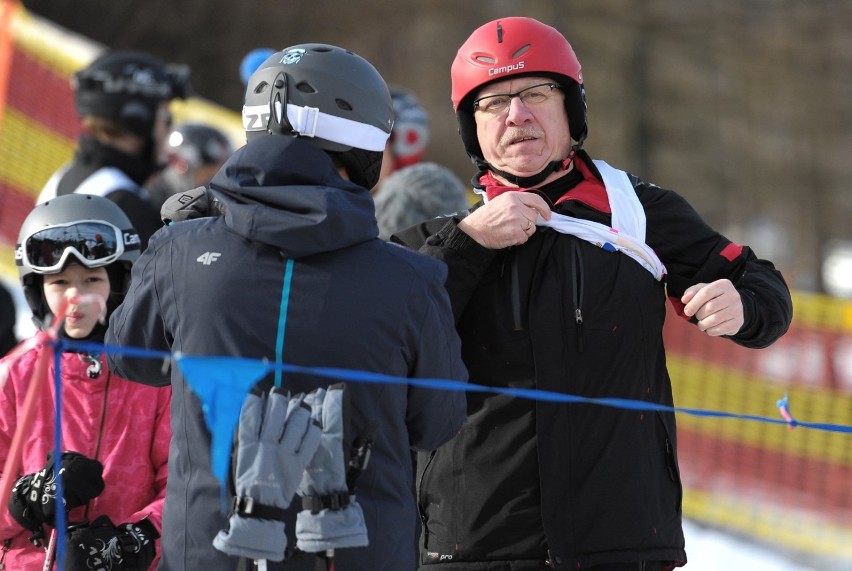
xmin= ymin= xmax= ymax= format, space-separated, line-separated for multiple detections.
xmin=242 ymin=43 xmax=394 ymax=189
xmin=15 ymin=194 xmax=141 ymax=327
xmin=72 ymin=50 xmax=189 ymax=137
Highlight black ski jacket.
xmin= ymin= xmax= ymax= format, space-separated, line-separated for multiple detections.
xmin=393 ymin=156 xmax=792 ymax=570
xmin=107 ymin=136 xmax=468 ymax=571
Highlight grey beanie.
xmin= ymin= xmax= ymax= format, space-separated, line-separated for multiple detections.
xmin=374 ymin=162 xmax=470 ymax=240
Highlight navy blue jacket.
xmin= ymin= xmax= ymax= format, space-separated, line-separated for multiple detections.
xmin=107 ymin=135 xmax=467 ymax=571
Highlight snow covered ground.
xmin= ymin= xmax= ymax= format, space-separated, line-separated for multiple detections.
xmin=683 ymin=519 xmax=824 ymax=571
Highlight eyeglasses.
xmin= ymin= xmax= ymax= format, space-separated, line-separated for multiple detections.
xmin=473 ymin=83 xmax=562 ymax=115
xmin=18 ymin=220 xmax=135 ymax=273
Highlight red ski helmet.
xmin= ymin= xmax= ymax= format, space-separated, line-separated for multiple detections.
xmin=451 ymin=17 xmax=587 ymax=168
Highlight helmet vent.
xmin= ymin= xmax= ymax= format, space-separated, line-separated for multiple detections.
xmin=474 ymin=55 xmax=496 ymax=64
xmin=512 ymin=45 xmax=531 ymax=59
xmin=335 ymin=98 xmax=353 ymax=111
xmin=253 ymin=81 xmax=269 ymax=94
xmin=295 ymin=81 xmax=317 ymax=94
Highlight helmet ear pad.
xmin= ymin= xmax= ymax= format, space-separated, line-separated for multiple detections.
xmin=564 ymin=81 xmax=588 ymax=144
xmin=329 ymin=148 xmax=385 ymax=190
xmin=105 ymin=262 xmax=132 ymax=297
xmin=22 ymin=274 xmax=50 ymax=328
xmin=456 ymin=103 xmax=483 ymax=168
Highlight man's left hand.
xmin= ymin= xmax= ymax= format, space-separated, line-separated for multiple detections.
xmin=681 ymin=279 xmax=744 ymax=337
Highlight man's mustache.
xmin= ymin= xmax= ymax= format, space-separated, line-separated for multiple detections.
xmin=500 ymin=126 xmax=545 ymax=146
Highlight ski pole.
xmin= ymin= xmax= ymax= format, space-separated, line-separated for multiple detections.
xmin=41 ymin=529 xmax=56 ymax=571
xmin=0 ymin=301 xmax=69 ymax=509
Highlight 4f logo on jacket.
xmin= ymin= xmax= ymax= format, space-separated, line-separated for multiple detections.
xmin=197 ymin=252 xmax=221 ymax=265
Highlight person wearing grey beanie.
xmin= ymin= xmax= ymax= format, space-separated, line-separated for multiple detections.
xmin=374 ymin=162 xmax=471 ymax=240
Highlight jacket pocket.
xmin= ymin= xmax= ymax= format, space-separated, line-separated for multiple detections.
xmin=416 ymin=437 xmax=466 ymax=564
xmin=656 ymin=413 xmax=684 ymax=512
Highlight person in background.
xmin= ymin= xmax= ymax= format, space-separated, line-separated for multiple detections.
xmin=1 ymin=194 xmax=170 ymax=570
xmin=374 ymin=161 xmax=470 ymax=240
xmin=37 ymin=50 xmax=189 ymax=250
xmin=146 ymin=122 xmax=235 ymax=207
xmin=107 ymin=43 xmax=467 ymax=571
xmin=239 ymin=47 xmax=276 ymax=87
xmin=0 ymin=282 xmax=17 ymax=357
xmin=373 ymin=85 xmax=430 ymax=194
xmin=393 ymin=16 xmax=793 ymax=571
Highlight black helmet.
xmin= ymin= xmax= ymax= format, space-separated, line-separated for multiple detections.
xmin=15 ymin=194 xmax=141 ymax=327
xmin=242 ymin=43 xmax=393 ymax=189
xmin=153 ymin=122 xmax=234 ymax=200
xmin=72 ymin=50 xmax=189 ymax=137
xmin=167 ymin=123 xmax=234 ymax=166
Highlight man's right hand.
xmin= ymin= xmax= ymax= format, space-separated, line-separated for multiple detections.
xmin=458 ymin=191 xmax=551 ymax=249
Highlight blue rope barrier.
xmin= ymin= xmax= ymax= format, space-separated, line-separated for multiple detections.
xmin=58 ymin=339 xmax=852 ymax=435
xmin=38 ymin=336 xmax=851 ymax=519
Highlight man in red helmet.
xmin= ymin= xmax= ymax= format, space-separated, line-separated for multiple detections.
xmin=392 ymin=16 xmax=793 ymax=571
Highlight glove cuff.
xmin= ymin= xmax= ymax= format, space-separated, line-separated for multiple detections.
xmin=213 ymin=517 xmax=287 ymax=561
xmin=295 ymin=500 xmax=368 ymax=552
xmin=299 ymin=491 xmax=352 ymax=514
xmin=8 ymin=475 xmax=43 ymax=531
xmin=120 ymin=518 xmax=160 ymax=554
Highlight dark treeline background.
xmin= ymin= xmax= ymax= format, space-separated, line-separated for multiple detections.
xmin=23 ymin=0 xmax=852 ymax=293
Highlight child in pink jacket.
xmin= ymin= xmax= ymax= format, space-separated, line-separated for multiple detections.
xmin=0 ymin=194 xmax=170 ymax=570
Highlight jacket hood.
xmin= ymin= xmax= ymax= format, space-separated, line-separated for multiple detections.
xmin=208 ymin=136 xmax=378 ymax=258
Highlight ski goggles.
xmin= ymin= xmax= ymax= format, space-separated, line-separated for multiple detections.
xmin=16 ymin=220 xmax=139 ymax=273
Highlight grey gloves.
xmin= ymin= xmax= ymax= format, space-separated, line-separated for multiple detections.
xmin=214 ymin=384 xmax=376 ymax=562
xmin=213 ymin=388 xmax=321 ymax=561
xmin=295 ymin=384 xmax=370 ymax=552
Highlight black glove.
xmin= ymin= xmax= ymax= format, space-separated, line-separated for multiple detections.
xmin=66 ymin=515 xmax=159 ymax=571
xmin=160 ymin=186 xmax=226 ymax=225
xmin=8 ymin=451 xmax=105 ymax=530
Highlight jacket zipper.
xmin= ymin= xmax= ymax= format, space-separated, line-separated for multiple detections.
xmin=500 ymin=251 xmax=524 ymax=332
xmin=511 ymin=252 xmax=522 ymax=331
xmin=84 ymin=369 xmax=111 ymax=521
xmin=571 ymin=240 xmax=584 ymax=352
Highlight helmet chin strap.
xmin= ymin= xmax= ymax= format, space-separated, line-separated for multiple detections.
xmin=483 ymin=143 xmax=581 ymax=189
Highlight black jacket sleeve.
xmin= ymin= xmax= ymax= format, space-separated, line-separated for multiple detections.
xmin=106 ymin=238 xmax=172 ymax=386
xmin=635 ymin=176 xmax=793 ymax=349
